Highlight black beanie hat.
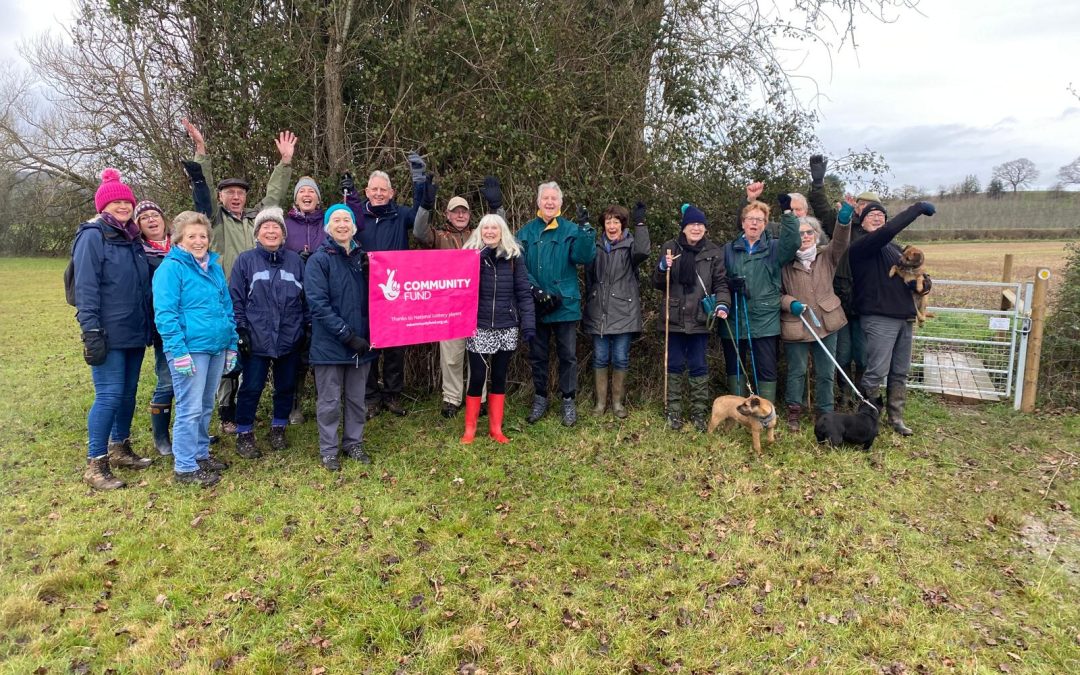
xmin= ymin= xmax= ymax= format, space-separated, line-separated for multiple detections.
xmin=861 ymin=201 xmax=887 ymax=222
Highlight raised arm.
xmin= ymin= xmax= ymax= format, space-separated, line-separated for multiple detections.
xmin=260 ymin=131 xmax=296 ymax=209
xmin=182 ymin=117 xmax=218 ymax=215
xmin=849 ymin=202 xmax=936 ymax=260
xmin=807 ymin=155 xmax=838 ymax=235
xmin=826 ymin=195 xmax=854 ymax=265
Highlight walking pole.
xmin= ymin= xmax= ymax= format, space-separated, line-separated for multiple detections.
xmin=798 ymin=307 xmax=877 ymax=413
xmin=662 ymin=252 xmax=680 ymax=413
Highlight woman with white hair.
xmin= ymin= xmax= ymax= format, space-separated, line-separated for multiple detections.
xmin=304 ymin=203 xmax=376 ymax=471
xmin=779 ymin=205 xmax=852 ymax=431
xmin=153 ymin=211 xmax=238 ymax=487
xmin=460 ymin=214 xmax=536 ymax=444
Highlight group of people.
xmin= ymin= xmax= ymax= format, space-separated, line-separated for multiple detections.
xmin=70 ymin=122 xmax=935 ymax=490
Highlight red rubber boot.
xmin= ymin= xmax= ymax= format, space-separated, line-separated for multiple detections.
xmin=487 ymin=394 xmax=510 ymax=443
xmin=460 ymin=396 xmax=482 ymax=444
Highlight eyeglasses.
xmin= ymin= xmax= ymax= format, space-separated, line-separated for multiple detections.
xmin=743 ymin=217 xmax=765 ymax=224
xmin=799 ymin=230 xmax=816 ymax=237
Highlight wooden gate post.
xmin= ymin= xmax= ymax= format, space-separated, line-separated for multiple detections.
xmin=1000 ymin=254 xmax=1015 ymax=310
xmin=1020 ymin=268 xmax=1051 ymax=412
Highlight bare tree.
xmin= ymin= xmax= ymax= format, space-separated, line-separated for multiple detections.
xmin=991 ymin=158 xmax=1039 ymax=193
xmin=1058 ymin=156 xmax=1080 ymax=186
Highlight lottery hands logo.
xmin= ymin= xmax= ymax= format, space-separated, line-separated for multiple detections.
xmin=379 ymin=268 xmax=401 ymax=301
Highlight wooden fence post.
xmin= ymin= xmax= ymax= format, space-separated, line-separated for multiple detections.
xmin=1020 ymin=267 xmax=1051 ymax=413
xmin=1000 ymin=254 xmax=1015 ymax=310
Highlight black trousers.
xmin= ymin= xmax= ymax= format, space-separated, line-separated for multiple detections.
xmin=528 ymin=320 xmax=578 ymax=398
xmin=365 ymin=346 xmax=405 ymax=402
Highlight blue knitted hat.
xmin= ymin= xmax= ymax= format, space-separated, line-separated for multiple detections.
xmin=680 ymin=203 xmax=707 ymax=227
xmin=323 ymin=203 xmax=357 ymax=231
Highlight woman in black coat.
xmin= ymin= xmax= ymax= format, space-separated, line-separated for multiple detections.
xmin=460 ymin=214 xmax=535 ymax=444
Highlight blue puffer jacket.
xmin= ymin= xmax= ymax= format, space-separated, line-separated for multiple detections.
xmin=475 ymin=247 xmax=536 ymax=332
xmin=345 ymin=185 xmax=423 ymax=252
xmin=229 ymin=244 xmax=308 ymax=358
xmin=153 ymin=246 xmax=238 ymax=357
xmin=72 ymin=218 xmax=152 ymax=349
xmin=304 ymin=236 xmax=377 ymax=366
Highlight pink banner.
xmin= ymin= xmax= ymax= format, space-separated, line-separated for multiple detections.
xmin=368 ymin=249 xmax=480 ymax=348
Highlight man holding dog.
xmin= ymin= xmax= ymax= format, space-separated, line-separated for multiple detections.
xmin=847 ymin=199 xmax=936 ymax=436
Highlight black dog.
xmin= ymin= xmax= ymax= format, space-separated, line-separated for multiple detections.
xmin=814 ymin=398 xmax=882 ymax=450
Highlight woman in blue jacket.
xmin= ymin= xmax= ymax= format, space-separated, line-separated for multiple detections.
xmin=461 ymin=214 xmax=536 ymax=444
xmin=72 ymin=169 xmax=154 ymax=490
xmin=229 ymin=207 xmax=308 ymax=459
xmin=153 ymin=211 xmax=238 ymax=488
xmin=304 ymin=203 xmax=377 ymax=471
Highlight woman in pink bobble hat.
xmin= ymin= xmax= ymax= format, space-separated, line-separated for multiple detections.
xmin=70 ymin=169 xmax=155 ymax=490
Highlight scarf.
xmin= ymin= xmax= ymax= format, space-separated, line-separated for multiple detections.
xmin=603 ymin=229 xmax=624 ymax=253
xmin=676 ymin=233 xmax=705 ymax=292
xmin=141 ymin=237 xmax=170 ymax=257
xmin=194 ymin=253 xmax=209 ymax=272
xmin=100 ymin=212 xmax=140 ymax=241
xmin=796 ymin=246 xmax=818 ymax=271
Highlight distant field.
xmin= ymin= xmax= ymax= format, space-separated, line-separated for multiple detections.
xmin=886 ymin=191 xmax=1079 ymax=235
xmin=915 ymin=240 xmax=1071 ymax=308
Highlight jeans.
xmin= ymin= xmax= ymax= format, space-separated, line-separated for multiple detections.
xmin=861 ymin=315 xmax=913 ymax=393
xmin=529 ymin=321 xmax=579 ymax=398
xmin=784 ymin=332 xmax=839 ymax=411
xmin=834 ymin=317 xmax=866 ymax=371
xmin=666 ymin=332 xmax=709 ymax=377
xmin=593 ymin=333 xmax=632 ymax=371
xmin=170 ymin=351 xmax=226 ymax=473
xmin=87 ymin=347 xmax=146 ymax=458
xmin=235 ymin=350 xmax=302 ymax=432
xmin=152 ymin=343 xmax=174 ymax=405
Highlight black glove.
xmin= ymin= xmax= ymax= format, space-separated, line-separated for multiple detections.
xmin=346 ymin=334 xmax=370 ymax=355
xmin=420 ymin=172 xmax=437 ymax=210
xmin=727 ymin=276 xmax=748 ymax=298
xmin=481 ymin=176 xmax=503 ymax=213
xmin=236 ymin=326 xmax=252 ymax=358
xmin=916 ymin=201 xmax=936 ymax=217
xmin=632 ymin=201 xmax=646 ymax=226
xmin=531 ymin=287 xmax=563 ymax=316
xmin=340 ymin=172 xmax=356 ymax=196
xmin=576 ymin=205 xmax=590 ymax=225
xmin=522 ymin=329 xmax=536 ymax=343
xmin=82 ymin=329 xmax=108 ymax=366
xmin=303 ymin=323 xmax=313 ymax=351
xmin=809 ymin=154 xmax=827 ymax=187
xmin=777 ymin=193 xmax=792 ymax=213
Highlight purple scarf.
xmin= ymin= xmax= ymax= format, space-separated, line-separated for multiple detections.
xmin=100 ymin=212 xmax=141 ymax=241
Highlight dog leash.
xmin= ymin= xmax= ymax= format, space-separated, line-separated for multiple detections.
xmin=721 ymin=296 xmax=757 ymax=396
xmin=797 ymin=308 xmax=878 ymax=414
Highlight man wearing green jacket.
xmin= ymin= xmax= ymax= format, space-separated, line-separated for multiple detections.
xmin=180 ymin=118 xmax=295 ymax=434
xmin=518 ymin=181 xmax=596 ymax=427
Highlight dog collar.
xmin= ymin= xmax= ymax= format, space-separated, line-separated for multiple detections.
xmin=759 ymin=408 xmax=776 ymax=429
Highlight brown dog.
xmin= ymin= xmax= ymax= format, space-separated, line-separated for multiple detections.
xmin=889 ymin=245 xmax=935 ymax=327
xmin=706 ymin=394 xmax=777 ymax=452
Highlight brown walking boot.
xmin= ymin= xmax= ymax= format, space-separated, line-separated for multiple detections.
xmin=84 ymin=456 xmax=125 ymax=490
xmin=786 ymin=403 xmax=803 ymax=433
xmin=107 ymin=439 xmax=153 ymax=469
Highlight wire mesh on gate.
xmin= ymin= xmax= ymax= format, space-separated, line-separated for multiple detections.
xmin=908 ymin=279 xmax=1025 ymax=403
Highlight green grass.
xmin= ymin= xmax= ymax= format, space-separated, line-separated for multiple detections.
xmin=2 ymin=258 xmax=1078 ymax=673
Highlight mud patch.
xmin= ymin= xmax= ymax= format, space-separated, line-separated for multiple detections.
xmin=1020 ymin=512 xmax=1080 ymax=586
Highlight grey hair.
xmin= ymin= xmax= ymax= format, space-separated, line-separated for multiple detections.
xmin=799 ymin=215 xmax=825 ymax=245
xmin=367 ymin=170 xmax=392 ymax=190
xmin=789 ymin=192 xmax=808 ymax=212
xmin=536 ymin=181 xmax=563 ymax=205
xmin=463 ymin=214 xmax=523 ymax=259
xmin=170 ymin=211 xmax=212 ymax=246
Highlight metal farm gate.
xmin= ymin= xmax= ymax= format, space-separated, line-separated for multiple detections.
xmin=908 ymin=279 xmax=1033 ymax=409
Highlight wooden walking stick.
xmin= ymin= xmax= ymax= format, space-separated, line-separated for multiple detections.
xmin=662 ymin=251 xmax=680 ymax=413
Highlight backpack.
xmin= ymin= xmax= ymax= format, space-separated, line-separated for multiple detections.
xmin=64 ymin=221 xmax=104 ymax=307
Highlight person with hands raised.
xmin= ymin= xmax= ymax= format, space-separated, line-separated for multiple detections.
xmin=720 ymin=193 xmax=801 ymax=407
xmin=517 ymin=181 xmax=597 ymax=427
xmin=653 ymin=204 xmax=731 ymax=432
xmin=304 ymin=203 xmax=378 ymax=471
xmin=848 ymin=198 xmax=936 ymax=437
xmin=459 ymin=214 xmax=535 ymax=444
xmin=343 ymin=151 xmax=430 ymax=418
xmin=583 ymin=202 xmax=651 ymax=419
xmin=778 ymin=194 xmax=854 ymax=432
xmin=153 ymin=211 xmax=239 ymax=488
xmin=414 ymin=171 xmax=509 ymax=418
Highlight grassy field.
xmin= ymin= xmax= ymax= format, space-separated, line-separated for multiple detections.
xmin=889 ymin=191 xmax=1080 ymax=233
xmin=1 ymin=258 xmax=1078 ymax=674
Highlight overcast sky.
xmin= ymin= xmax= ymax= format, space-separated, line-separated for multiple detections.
xmin=5 ymin=0 xmax=1079 ymax=192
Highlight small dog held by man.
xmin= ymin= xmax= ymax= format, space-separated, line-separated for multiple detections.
xmin=888 ymin=245 xmax=934 ymax=327
xmin=814 ymin=397 xmax=883 ymax=451
xmin=707 ymin=394 xmax=777 ymax=452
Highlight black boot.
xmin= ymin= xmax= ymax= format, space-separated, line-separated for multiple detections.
xmin=269 ymin=426 xmax=287 ymax=451
xmin=174 ymin=467 xmax=221 ymax=487
xmin=526 ymin=394 xmax=548 ymax=424
xmin=666 ymin=373 xmax=686 ymax=431
xmin=149 ymin=403 xmax=172 ymax=456
xmin=344 ymin=443 xmax=372 ymax=464
xmin=235 ymin=431 xmax=262 ymax=459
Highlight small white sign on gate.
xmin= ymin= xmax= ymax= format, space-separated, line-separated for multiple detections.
xmin=988 ymin=317 xmax=1010 ymax=331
